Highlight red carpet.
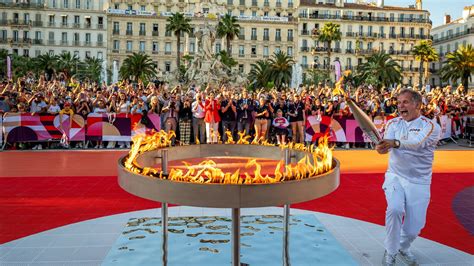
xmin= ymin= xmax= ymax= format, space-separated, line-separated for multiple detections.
xmin=0 ymin=173 xmax=472 ymax=254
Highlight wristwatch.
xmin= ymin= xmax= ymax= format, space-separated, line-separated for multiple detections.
xmin=394 ymin=139 xmax=400 ymax=149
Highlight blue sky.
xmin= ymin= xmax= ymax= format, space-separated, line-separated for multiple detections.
xmin=385 ymin=0 xmax=472 ymax=27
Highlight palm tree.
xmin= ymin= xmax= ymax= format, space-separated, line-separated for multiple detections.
xmin=440 ymin=44 xmax=474 ymax=89
xmin=249 ymin=60 xmax=271 ymax=89
xmin=119 ymin=52 xmax=157 ymax=82
xmin=33 ymin=53 xmax=59 ymax=80
xmin=305 ymin=68 xmax=330 ymax=85
xmin=217 ymin=14 xmax=240 ymax=55
xmin=11 ymin=54 xmax=35 ymax=80
xmin=58 ymin=52 xmax=80 ymax=79
xmin=166 ymin=13 xmax=192 ymax=70
xmin=83 ymin=57 xmax=103 ymax=83
xmin=268 ymin=51 xmax=295 ymax=89
xmin=318 ymin=22 xmax=342 ymax=72
xmin=0 ymin=49 xmax=8 ymax=79
xmin=412 ymin=40 xmax=439 ymax=88
xmin=357 ymin=52 xmax=401 ymax=89
xmin=217 ymin=50 xmax=237 ymax=70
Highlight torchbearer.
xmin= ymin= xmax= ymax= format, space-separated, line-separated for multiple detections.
xmin=374 ymin=89 xmax=440 ymax=266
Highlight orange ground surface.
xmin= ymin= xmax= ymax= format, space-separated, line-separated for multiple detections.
xmin=0 ymin=149 xmax=472 ymax=177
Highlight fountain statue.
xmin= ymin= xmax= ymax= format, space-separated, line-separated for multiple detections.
xmin=101 ymin=60 xmax=107 ymax=85
xmin=112 ymin=60 xmax=118 ymax=84
xmin=291 ymin=64 xmax=303 ymax=89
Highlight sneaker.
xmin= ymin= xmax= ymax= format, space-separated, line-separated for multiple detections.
xmin=99 ymin=144 xmax=104 ymax=149
xmin=398 ymin=249 xmax=418 ymax=266
xmin=118 ymin=144 xmax=125 ymax=149
xmin=382 ymin=250 xmax=397 ymax=266
xmin=37 ymin=144 xmax=42 ymax=150
xmin=32 ymin=145 xmax=38 ymax=150
xmin=126 ymin=142 xmax=130 ymax=148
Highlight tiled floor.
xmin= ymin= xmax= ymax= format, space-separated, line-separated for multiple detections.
xmin=0 ymin=207 xmax=472 ymax=266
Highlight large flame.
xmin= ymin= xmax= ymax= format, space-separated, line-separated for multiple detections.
xmin=125 ymin=130 xmax=333 ymax=184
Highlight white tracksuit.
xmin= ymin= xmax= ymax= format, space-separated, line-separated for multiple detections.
xmin=382 ymin=115 xmax=441 ymax=255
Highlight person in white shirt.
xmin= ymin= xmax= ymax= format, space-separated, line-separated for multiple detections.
xmin=376 ymin=89 xmax=441 ymax=266
xmin=47 ymin=98 xmax=61 ymax=114
xmin=192 ymin=92 xmax=206 ymax=144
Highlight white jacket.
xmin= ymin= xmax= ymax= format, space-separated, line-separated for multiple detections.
xmin=384 ymin=116 xmax=441 ymax=184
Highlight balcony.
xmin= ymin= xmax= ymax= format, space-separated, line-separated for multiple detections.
xmin=0 ymin=1 xmax=45 ymax=8
xmin=0 ymin=38 xmax=8 ymax=44
xmin=340 ymin=15 xmax=431 ymax=24
xmin=433 ymin=27 xmax=473 ymax=44
xmin=112 ymin=49 xmax=119 ymax=53
xmin=152 ymin=50 xmax=159 ymax=54
xmin=263 ymin=35 xmax=269 ymax=41
xmin=251 ymin=1 xmax=257 ymax=7
xmin=165 ymin=51 xmax=172 ymax=55
xmin=264 ymin=2 xmax=269 ymax=7
xmin=73 ymin=40 xmax=80 ymax=46
xmin=287 ymin=36 xmax=293 ymax=41
xmin=97 ymin=41 xmax=104 ymax=47
xmin=48 ymin=22 xmax=56 ymax=27
xmin=276 ymin=2 xmax=282 ymax=7
xmin=10 ymin=19 xmax=31 ymax=27
xmin=345 ymin=49 xmax=354 ymax=54
xmin=84 ymin=23 xmax=92 ymax=29
xmin=275 ymin=36 xmax=281 ymax=41
xmin=300 ymin=64 xmax=309 ymax=69
xmin=139 ymin=30 xmax=146 ymax=36
xmin=238 ymin=35 xmax=245 ymax=40
xmin=0 ymin=20 xmax=7 ymax=26
xmin=251 ymin=35 xmax=257 ymax=40
xmin=84 ymin=41 xmax=92 ymax=46
xmin=33 ymin=21 xmax=43 ymax=27
xmin=301 ymin=30 xmax=309 ymax=35
xmin=97 ymin=24 xmax=104 ymax=29
xmin=288 ymin=3 xmax=293 ymax=8
xmin=47 ymin=39 xmax=55 ymax=45
xmin=72 ymin=23 xmax=80 ymax=28
xmin=61 ymin=40 xmax=68 ymax=45
xmin=152 ymin=31 xmax=159 ymax=36
xmin=112 ymin=29 xmax=120 ymax=35
xmin=300 ymin=46 xmax=309 ymax=52
xmin=251 ymin=54 xmax=257 ymax=57
xmin=61 ymin=23 xmax=68 ymax=28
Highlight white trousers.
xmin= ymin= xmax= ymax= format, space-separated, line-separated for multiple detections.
xmin=206 ymin=122 xmax=219 ymax=144
xmin=383 ymin=173 xmax=431 ymax=255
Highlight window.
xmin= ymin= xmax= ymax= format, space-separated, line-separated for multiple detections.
xmin=85 ymin=33 xmax=90 ymax=44
xmin=127 ymin=22 xmax=133 ymax=35
xmin=140 ymin=23 xmax=146 ymax=35
xmin=35 ymin=50 xmax=41 ymax=56
xmin=48 ymin=32 xmax=54 ymax=41
xmin=275 ymin=29 xmax=281 ymax=41
xmin=263 ymin=46 xmax=269 ymax=57
xmin=85 ymin=51 xmax=90 ymax=58
xmin=127 ymin=41 xmax=133 ymax=51
xmin=74 ymin=15 xmax=80 ymax=27
xmin=63 ymin=0 xmax=69 ymax=8
xmin=61 ymin=32 xmax=67 ymax=44
xmin=239 ymin=64 xmax=244 ymax=73
xmin=152 ymin=42 xmax=159 ymax=53
xmin=165 ymin=62 xmax=171 ymax=72
xmin=239 ymin=45 xmax=244 ymax=57
xmin=140 ymin=5 xmax=145 ymax=11
xmin=62 ymin=15 xmax=67 ymax=26
xmin=275 ymin=46 xmax=281 ymax=53
xmin=97 ymin=34 xmax=103 ymax=45
xmin=97 ymin=52 xmax=103 ymax=59
xmin=252 ymin=11 xmax=256 ymax=17
xmin=165 ymin=42 xmax=171 ymax=54
xmin=251 ymin=28 xmax=257 ymax=40
xmin=113 ymin=40 xmax=119 ymax=50
xmin=302 ymin=56 xmax=307 ymax=66
xmin=86 ymin=0 xmax=90 ymax=9
xmin=287 ymin=29 xmax=293 ymax=41
xmin=347 ymin=41 xmax=352 ymax=50
xmin=251 ymin=45 xmax=257 ymax=56
xmin=190 ymin=42 xmax=195 ymax=53
xmin=139 ymin=41 xmax=145 ymax=52
xmin=379 ymin=26 xmax=384 ymax=35
xmin=153 ymin=23 xmax=159 ymax=36
xmin=263 ymin=28 xmax=269 ymax=41
xmin=215 ymin=43 xmax=221 ymax=53
xmin=287 ymin=46 xmax=293 ymax=56
xmin=75 ymin=0 xmax=80 ymax=9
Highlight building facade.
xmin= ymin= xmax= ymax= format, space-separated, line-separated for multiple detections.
xmin=1 ymin=0 xmax=434 ymax=86
xmin=0 ymin=0 xmax=107 ymax=60
xmin=298 ymin=0 xmax=432 ymax=86
xmin=106 ymin=0 xmax=297 ymax=75
xmin=431 ymin=6 xmax=473 ymax=88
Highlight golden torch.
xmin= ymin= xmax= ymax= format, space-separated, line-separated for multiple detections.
xmin=346 ymin=98 xmax=382 ymax=144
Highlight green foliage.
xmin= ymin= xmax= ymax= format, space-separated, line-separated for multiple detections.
xmin=357 ymin=52 xmax=401 ymax=89
xmin=217 ymin=14 xmax=240 ymax=54
xmin=318 ymin=23 xmax=342 ymax=72
xmin=166 ymin=13 xmax=192 ymax=70
xmin=217 ymin=50 xmax=237 ymax=69
xmin=304 ymin=69 xmax=330 ymax=85
xmin=412 ymin=40 xmax=439 ymax=87
xmin=249 ymin=60 xmax=271 ymax=89
xmin=268 ymin=51 xmax=294 ymax=89
xmin=58 ymin=52 xmax=80 ymax=79
xmin=119 ymin=52 xmax=157 ymax=82
xmin=440 ymin=44 xmax=474 ymax=89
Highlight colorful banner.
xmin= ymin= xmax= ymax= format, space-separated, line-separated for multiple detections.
xmin=2 ymin=113 xmax=86 ymax=143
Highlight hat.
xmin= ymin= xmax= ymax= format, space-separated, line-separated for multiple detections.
xmin=64 ymin=102 xmax=71 ymax=107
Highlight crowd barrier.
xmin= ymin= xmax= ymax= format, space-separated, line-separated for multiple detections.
xmin=0 ymin=112 xmax=462 ymax=147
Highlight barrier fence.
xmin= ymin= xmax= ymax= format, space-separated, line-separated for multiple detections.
xmin=0 ymin=112 xmax=462 ymax=147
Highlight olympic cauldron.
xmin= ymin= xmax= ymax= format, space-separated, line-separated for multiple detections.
xmin=118 ymin=131 xmax=340 ymax=266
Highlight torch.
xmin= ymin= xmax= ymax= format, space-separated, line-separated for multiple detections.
xmin=346 ymin=97 xmax=382 ymax=145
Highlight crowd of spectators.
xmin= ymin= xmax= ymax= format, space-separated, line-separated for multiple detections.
xmin=0 ymin=74 xmax=473 ymax=150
